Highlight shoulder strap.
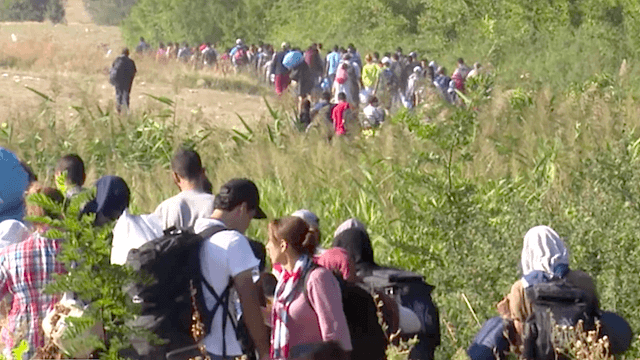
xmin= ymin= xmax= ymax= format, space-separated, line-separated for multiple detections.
xmin=197 ymin=224 xmax=227 ymax=240
xmin=300 ymin=263 xmax=320 ymax=298
xmin=196 ymin=224 xmax=236 ymax=357
xmin=201 ymin=276 xmax=236 ymax=357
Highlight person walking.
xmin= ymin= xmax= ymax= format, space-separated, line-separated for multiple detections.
xmin=109 ymin=48 xmax=137 ymax=114
xmin=0 ymin=184 xmax=66 ymax=360
xmin=266 ymin=216 xmax=352 ymax=359
xmin=271 ymin=43 xmax=291 ymax=95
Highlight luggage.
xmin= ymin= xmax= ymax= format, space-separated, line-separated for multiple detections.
xmin=522 ymin=279 xmax=598 ymax=360
xmin=283 ymin=51 xmax=304 ymax=70
xmin=124 ymin=225 xmax=239 ymax=359
xmin=360 ymin=268 xmax=440 ymax=360
xmin=301 ymin=266 xmax=387 ymax=360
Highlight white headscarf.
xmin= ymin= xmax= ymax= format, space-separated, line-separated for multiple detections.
xmin=0 ymin=219 xmax=30 ymax=249
xmin=521 ymin=225 xmax=569 ymax=277
xmin=334 ymin=218 xmax=367 ymax=238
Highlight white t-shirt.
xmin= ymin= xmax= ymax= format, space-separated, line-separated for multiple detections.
xmin=154 ymin=190 xmax=215 ymax=231
xmin=110 ymin=210 xmax=163 ymax=265
xmin=363 ymin=104 xmax=385 ymax=127
xmin=194 ymin=218 xmax=260 ymax=357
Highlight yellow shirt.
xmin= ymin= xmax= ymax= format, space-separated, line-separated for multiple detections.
xmin=362 ymin=63 xmax=381 ymax=88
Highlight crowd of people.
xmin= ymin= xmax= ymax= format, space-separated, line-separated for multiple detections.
xmin=125 ymin=37 xmax=484 ymax=136
xmin=0 ymin=147 xmax=633 ymax=357
xmin=0 ymin=147 xmax=441 ymax=360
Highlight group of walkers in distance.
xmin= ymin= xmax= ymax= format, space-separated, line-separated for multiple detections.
xmin=0 ymin=144 xmax=635 ymax=360
xmin=120 ymin=37 xmax=483 ymax=137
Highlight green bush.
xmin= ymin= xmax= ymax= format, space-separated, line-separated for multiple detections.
xmin=5 ymin=68 xmax=640 ymax=359
xmin=82 ymin=0 xmax=138 ymax=26
xmin=0 ymin=0 xmax=65 ymax=23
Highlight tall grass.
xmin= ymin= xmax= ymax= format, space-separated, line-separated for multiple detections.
xmin=3 ymin=23 xmax=640 ymax=359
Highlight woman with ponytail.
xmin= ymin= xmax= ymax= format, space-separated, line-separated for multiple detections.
xmin=266 ymin=216 xmax=351 ymax=359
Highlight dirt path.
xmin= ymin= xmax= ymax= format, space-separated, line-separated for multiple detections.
xmin=0 ymin=68 xmax=270 ymax=128
xmin=0 ymin=22 xmax=275 ymax=129
xmin=65 ymin=0 xmax=93 ymax=24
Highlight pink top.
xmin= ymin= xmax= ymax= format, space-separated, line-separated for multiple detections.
xmin=285 ymin=267 xmax=352 ymax=352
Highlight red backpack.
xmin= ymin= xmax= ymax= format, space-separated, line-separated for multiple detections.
xmin=335 ymin=66 xmax=349 ymax=84
xmin=234 ymin=48 xmax=246 ymax=64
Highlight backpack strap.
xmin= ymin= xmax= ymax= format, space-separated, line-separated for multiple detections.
xmin=201 ymin=276 xmax=236 ymax=357
xmin=196 ymin=224 xmax=237 ymax=357
xmin=196 ymin=224 xmax=227 ymax=240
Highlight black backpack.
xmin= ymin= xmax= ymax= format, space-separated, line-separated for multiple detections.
xmin=360 ymin=268 xmax=440 ymax=360
xmin=522 ymin=279 xmax=598 ymax=360
xmin=124 ymin=225 xmax=238 ymax=359
xmin=297 ymin=265 xmax=387 ymax=360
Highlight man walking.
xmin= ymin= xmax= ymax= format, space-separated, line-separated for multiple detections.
xmin=110 ymin=48 xmax=137 ymax=114
xmin=154 ymin=148 xmax=215 ymax=231
xmin=193 ymin=178 xmax=271 ymax=360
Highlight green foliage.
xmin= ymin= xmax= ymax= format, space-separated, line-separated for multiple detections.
xmin=0 ymin=0 xmax=65 ymax=23
xmin=25 ymin=174 xmax=147 ymax=359
xmin=7 ymin=63 xmax=640 ymax=360
xmin=83 ymin=0 xmax=138 ymax=26
xmin=120 ymin=0 xmax=640 ymax=93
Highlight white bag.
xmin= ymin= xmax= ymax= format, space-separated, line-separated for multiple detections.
xmin=110 ymin=209 xmax=163 ymax=265
xmin=42 ymin=293 xmax=105 ymax=358
xmin=359 ymin=88 xmax=373 ymax=104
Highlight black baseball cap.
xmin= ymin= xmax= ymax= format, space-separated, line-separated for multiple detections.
xmin=214 ymin=178 xmax=267 ymax=219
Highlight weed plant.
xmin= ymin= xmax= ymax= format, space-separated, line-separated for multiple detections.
xmin=2 ymin=44 xmax=640 ymax=360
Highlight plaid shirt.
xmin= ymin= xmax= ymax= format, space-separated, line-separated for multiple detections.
xmin=0 ymin=232 xmax=64 ymax=359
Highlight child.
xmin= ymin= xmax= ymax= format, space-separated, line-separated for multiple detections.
xmin=331 ymin=92 xmax=352 ymax=136
xmin=362 ymin=96 xmax=385 ymax=129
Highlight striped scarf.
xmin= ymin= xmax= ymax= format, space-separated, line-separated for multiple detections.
xmin=270 ymin=254 xmax=313 ymax=359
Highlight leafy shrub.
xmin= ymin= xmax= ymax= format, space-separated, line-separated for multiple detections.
xmin=83 ymin=0 xmax=138 ymax=26
xmin=0 ymin=0 xmax=65 ymax=23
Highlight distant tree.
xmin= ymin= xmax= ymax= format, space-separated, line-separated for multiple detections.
xmin=0 ymin=0 xmax=65 ymax=23
xmin=83 ymin=0 xmax=138 ymax=26
xmin=121 ymin=0 xmax=240 ymax=46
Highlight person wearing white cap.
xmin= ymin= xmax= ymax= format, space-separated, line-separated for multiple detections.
xmin=230 ymin=39 xmax=248 ymax=70
xmin=291 ymin=209 xmax=319 ymax=230
xmin=270 ymin=42 xmax=291 ymax=95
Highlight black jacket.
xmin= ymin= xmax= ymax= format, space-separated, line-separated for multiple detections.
xmin=271 ymin=51 xmax=289 ymax=75
xmin=110 ymin=55 xmax=137 ymax=87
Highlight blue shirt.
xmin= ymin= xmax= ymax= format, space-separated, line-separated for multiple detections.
xmin=326 ymin=52 xmax=341 ymax=75
xmin=0 ymin=148 xmax=29 ymax=222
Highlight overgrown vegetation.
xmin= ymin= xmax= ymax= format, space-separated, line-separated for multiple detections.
xmin=4 ymin=4 xmax=640 ymax=356
xmin=26 ymin=175 xmax=148 ymax=359
xmin=121 ymin=0 xmax=640 ymax=90
xmin=0 ymin=0 xmax=65 ymax=23
xmin=82 ymin=0 xmax=138 ymax=26
xmin=2 ymin=59 xmax=640 ymax=359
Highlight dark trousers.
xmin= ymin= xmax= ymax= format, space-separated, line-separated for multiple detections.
xmin=115 ymin=85 xmax=131 ymax=113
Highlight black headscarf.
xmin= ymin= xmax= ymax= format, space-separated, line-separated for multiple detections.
xmin=332 ymin=228 xmax=377 ymax=274
xmin=81 ymin=175 xmax=130 ymax=226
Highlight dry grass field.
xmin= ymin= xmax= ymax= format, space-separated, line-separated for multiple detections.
xmin=0 ymin=18 xmax=273 ymax=130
